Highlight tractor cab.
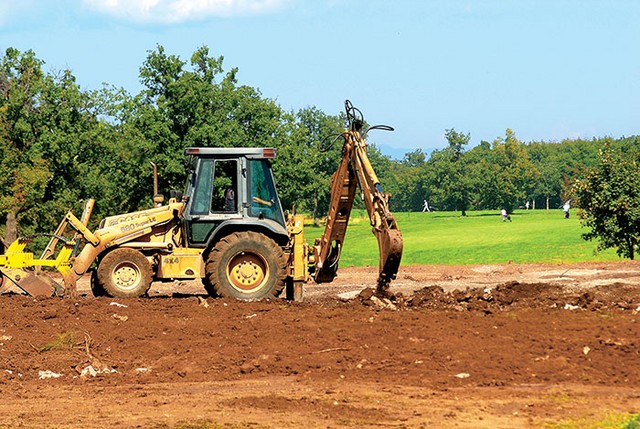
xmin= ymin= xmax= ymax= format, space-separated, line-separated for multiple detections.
xmin=183 ymin=147 xmax=289 ymax=248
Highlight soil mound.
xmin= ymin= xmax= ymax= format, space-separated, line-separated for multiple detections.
xmin=404 ymin=281 xmax=639 ymax=313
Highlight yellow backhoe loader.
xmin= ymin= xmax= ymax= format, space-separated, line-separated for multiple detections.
xmin=0 ymin=100 xmax=403 ymax=301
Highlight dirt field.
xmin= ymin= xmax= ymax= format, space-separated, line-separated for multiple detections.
xmin=1 ymin=261 xmax=639 ymax=428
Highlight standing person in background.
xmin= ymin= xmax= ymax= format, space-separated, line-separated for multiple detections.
xmin=563 ymin=200 xmax=571 ymax=219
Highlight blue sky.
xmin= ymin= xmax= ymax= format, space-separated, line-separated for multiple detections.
xmin=1 ymin=0 xmax=638 ymax=159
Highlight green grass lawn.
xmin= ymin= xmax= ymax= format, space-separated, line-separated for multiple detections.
xmin=304 ymin=209 xmax=623 ymax=267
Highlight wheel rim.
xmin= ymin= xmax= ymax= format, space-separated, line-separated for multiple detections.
xmin=111 ymin=262 xmax=142 ymax=291
xmin=226 ymin=251 xmax=269 ymax=293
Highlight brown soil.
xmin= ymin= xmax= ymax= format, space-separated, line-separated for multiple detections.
xmin=1 ymin=261 xmax=639 ymax=428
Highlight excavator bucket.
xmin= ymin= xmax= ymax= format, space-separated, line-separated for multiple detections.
xmin=0 ymin=268 xmax=63 ymax=297
xmin=376 ymin=226 xmax=403 ymax=289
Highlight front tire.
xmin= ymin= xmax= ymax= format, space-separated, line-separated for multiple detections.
xmin=96 ymin=248 xmax=153 ymax=298
xmin=205 ymin=232 xmax=286 ymax=301
xmin=90 ymin=268 xmax=106 ymax=297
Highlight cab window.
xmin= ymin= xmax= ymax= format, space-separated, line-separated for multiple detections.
xmin=190 ymin=159 xmax=213 ymax=215
xmin=211 ymin=160 xmax=237 ymax=213
xmin=248 ymin=159 xmax=284 ymax=225
xmin=190 ymin=159 xmax=238 ymax=215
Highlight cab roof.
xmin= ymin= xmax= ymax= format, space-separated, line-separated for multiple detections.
xmin=185 ymin=147 xmax=276 ymax=159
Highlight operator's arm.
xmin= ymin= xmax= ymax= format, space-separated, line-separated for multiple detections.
xmin=252 ymin=196 xmax=273 ymax=207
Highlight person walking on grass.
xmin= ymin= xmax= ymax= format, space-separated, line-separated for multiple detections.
xmin=501 ymin=208 xmax=512 ymax=222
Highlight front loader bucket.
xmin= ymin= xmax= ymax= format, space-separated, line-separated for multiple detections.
xmin=0 ymin=268 xmax=62 ymax=297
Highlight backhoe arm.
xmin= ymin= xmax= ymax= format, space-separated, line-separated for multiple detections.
xmin=312 ymin=101 xmax=403 ymax=290
xmin=312 ymin=132 xmax=359 ymax=284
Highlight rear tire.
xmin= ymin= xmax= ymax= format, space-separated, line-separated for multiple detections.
xmin=205 ymin=231 xmax=286 ymax=301
xmin=96 ymin=248 xmax=152 ymax=298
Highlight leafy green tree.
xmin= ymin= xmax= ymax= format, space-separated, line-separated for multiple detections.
xmin=132 ymin=45 xmax=284 ymax=194
xmin=0 ymin=47 xmax=155 ymax=244
xmin=271 ymin=107 xmax=343 ymax=220
xmin=489 ymin=129 xmax=538 ymax=212
xmin=527 ymin=142 xmax=562 ymax=210
xmin=0 ymin=48 xmax=106 ymax=243
xmin=388 ymin=149 xmax=429 ymax=212
xmin=428 ymin=129 xmax=472 ymax=215
xmin=574 ymin=140 xmax=640 ymax=259
xmin=0 ymin=48 xmax=51 ymax=245
xmin=462 ymin=141 xmax=492 ymax=210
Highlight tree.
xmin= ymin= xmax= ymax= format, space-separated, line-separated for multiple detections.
xmin=574 ymin=140 xmax=640 ymax=259
xmin=428 ymin=129 xmax=472 ymax=215
xmin=130 ymin=45 xmax=286 ymax=195
xmin=273 ymin=107 xmax=345 ymax=220
xmin=0 ymin=48 xmax=51 ymax=245
xmin=0 ymin=48 xmax=106 ymax=244
xmin=527 ymin=142 xmax=562 ymax=210
xmin=461 ymin=141 xmax=491 ymax=210
xmin=489 ymin=129 xmax=539 ymax=212
xmin=0 ymin=47 xmax=158 ymax=244
xmin=387 ymin=149 xmax=429 ymax=212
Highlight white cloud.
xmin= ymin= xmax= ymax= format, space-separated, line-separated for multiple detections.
xmin=82 ymin=0 xmax=291 ymax=23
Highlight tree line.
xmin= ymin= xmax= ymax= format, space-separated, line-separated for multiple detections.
xmin=386 ymin=130 xmax=640 ymax=215
xmin=1 ymin=45 xmax=638 ymax=251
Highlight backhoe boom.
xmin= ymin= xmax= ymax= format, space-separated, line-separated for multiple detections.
xmin=312 ymin=101 xmax=403 ymax=290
